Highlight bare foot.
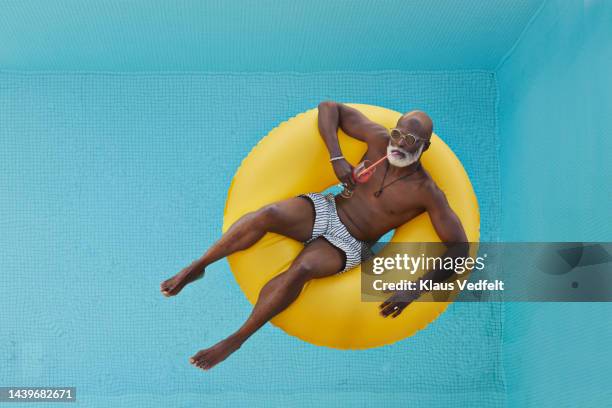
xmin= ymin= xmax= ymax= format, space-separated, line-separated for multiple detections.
xmin=190 ymin=335 xmax=243 ymax=370
xmin=160 ymin=260 xmax=205 ymax=297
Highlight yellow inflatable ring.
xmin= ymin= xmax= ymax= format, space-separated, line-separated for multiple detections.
xmin=223 ymin=103 xmax=480 ymax=349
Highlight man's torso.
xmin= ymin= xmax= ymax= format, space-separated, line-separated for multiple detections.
xmin=334 ymin=150 xmax=434 ymax=242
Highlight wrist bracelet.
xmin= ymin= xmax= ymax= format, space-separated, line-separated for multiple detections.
xmin=329 ymin=155 xmax=345 ymax=162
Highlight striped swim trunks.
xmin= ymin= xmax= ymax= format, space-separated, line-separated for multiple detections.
xmin=298 ymin=192 xmax=374 ymax=273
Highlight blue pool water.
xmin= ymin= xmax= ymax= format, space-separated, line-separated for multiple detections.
xmin=0 ymin=70 xmax=504 ymax=407
xmin=0 ymin=1 xmax=610 ymax=406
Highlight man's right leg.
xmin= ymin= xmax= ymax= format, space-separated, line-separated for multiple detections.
xmin=160 ymin=196 xmax=316 ymax=296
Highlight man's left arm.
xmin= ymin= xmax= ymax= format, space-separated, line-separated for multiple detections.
xmin=379 ymin=185 xmax=468 ymax=318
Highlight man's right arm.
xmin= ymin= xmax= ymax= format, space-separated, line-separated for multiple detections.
xmin=317 ymin=101 xmax=389 ymax=188
xmin=317 ymin=101 xmax=389 ymax=152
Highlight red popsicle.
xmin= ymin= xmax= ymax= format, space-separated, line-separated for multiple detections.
xmin=353 ymin=154 xmax=389 ymax=183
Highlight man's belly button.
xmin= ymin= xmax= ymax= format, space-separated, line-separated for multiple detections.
xmin=337 ymin=207 xmax=370 ymax=240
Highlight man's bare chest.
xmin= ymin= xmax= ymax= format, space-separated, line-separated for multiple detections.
xmin=352 ymin=178 xmax=425 ymax=218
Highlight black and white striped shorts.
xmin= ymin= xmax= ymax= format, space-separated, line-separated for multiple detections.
xmin=299 ymin=192 xmax=374 ymax=273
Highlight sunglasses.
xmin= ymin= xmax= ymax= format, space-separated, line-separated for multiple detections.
xmin=389 ymin=128 xmax=427 ymax=146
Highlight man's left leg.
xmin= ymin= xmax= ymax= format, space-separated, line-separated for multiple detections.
xmin=190 ymin=237 xmax=345 ymax=370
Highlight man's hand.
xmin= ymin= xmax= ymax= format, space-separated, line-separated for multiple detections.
xmin=379 ymin=290 xmax=420 ymax=318
xmin=332 ymin=158 xmax=356 ymax=190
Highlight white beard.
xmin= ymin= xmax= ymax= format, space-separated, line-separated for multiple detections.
xmin=387 ymin=143 xmax=424 ymax=167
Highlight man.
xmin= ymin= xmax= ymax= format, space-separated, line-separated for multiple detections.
xmin=160 ymin=101 xmax=468 ymax=370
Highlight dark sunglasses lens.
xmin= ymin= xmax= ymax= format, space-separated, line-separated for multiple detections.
xmin=406 ymin=135 xmax=416 ymax=145
xmin=390 ymin=129 xmax=401 ymax=141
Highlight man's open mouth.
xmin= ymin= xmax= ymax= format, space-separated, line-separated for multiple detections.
xmin=390 ymin=149 xmax=406 ymax=159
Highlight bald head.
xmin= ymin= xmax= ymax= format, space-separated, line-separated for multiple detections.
xmin=397 ymin=110 xmax=434 ymax=140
